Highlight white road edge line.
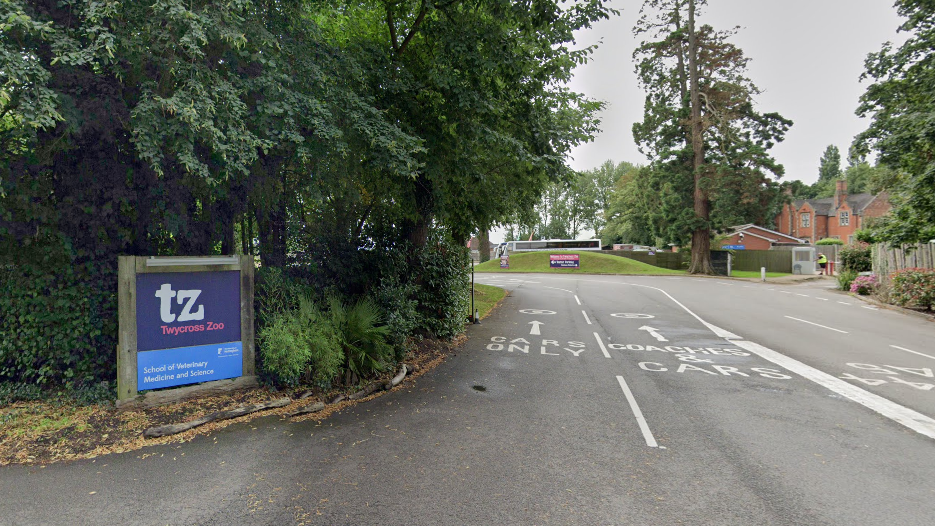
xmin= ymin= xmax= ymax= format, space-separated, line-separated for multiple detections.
xmin=731 ymin=340 xmax=935 ymax=441
xmin=891 ymin=345 xmax=935 ymax=361
xmin=784 ymin=316 xmax=848 ymax=333
xmin=616 ymin=375 xmax=659 ymax=448
xmin=574 ymin=295 xmax=582 ymax=305
xmin=582 ymin=311 xmax=592 ymax=325
xmin=539 ymin=275 xmax=935 ymax=440
xmin=543 ymin=286 xmax=575 ymax=294
xmin=594 ymin=332 xmax=611 ymax=358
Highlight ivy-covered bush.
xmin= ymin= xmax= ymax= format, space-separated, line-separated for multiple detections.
xmin=890 ymin=268 xmax=935 ymax=311
xmin=0 ymin=261 xmax=117 ymax=388
xmin=413 ymin=232 xmax=470 ymax=340
xmin=840 ymin=243 xmax=872 ymax=272
xmin=816 ymin=238 xmax=845 ymax=245
xmin=850 ymin=274 xmax=878 ymax=295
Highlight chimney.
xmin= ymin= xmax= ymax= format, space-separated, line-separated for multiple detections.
xmin=835 ymin=180 xmax=848 ymax=209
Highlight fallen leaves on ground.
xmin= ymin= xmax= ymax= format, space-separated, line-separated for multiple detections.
xmin=0 ymin=338 xmax=460 ymax=466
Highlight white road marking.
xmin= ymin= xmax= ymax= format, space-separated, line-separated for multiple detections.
xmin=796 ymin=294 xmax=810 ymax=297
xmin=891 ymin=345 xmax=935 ymax=361
xmin=616 ymin=375 xmax=659 ymax=448
xmin=815 ymin=297 xmax=829 ymax=301
xmin=862 ymin=305 xmax=879 ymax=310
xmin=638 ymin=326 xmax=668 ymax=342
xmin=594 ymin=332 xmax=611 ymax=358
xmin=838 ymin=301 xmax=851 ymax=305
xmin=610 ymin=313 xmax=655 ymax=319
xmin=543 ymin=286 xmax=575 ymax=294
xmin=582 ymin=311 xmax=592 ymax=325
xmin=780 ymin=291 xmax=792 ymax=294
xmin=574 ymin=295 xmax=581 ymax=305
xmin=536 ymin=274 xmax=935 ymax=441
xmin=519 ymin=309 xmax=555 ymax=315
xmin=784 ymin=316 xmax=849 ymax=333
xmin=731 ymin=340 xmax=935 ymax=441
xmin=529 ymin=321 xmax=543 ymax=335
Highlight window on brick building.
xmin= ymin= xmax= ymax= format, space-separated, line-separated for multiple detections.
xmin=840 ymin=211 xmax=850 ymax=226
xmin=800 ymin=213 xmax=810 ymax=228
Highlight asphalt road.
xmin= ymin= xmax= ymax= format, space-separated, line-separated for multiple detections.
xmin=2 ymin=273 xmax=935 ymax=525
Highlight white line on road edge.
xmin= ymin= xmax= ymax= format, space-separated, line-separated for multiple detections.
xmin=540 ymin=275 xmax=935 ymax=441
xmin=838 ymin=301 xmax=851 ymax=305
xmin=862 ymin=305 xmax=879 ymax=310
xmin=815 ymin=297 xmax=829 ymax=301
xmin=574 ymin=295 xmax=581 ymax=305
xmin=594 ymin=332 xmax=611 ymax=358
xmin=582 ymin=311 xmax=592 ymax=325
xmin=731 ymin=340 xmax=935 ymax=441
xmin=891 ymin=345 xmax=935 ymax=361
xmin=543 ymin=286 xmax=575 ymax=294
xmin=616 ymin=375 xmax=659 ymax=448
xmin=784 ymin=316 xmax=849 ymax=333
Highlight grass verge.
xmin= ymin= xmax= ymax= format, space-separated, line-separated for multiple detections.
xmin=469 ymin=283 xmax=507 ymax=320
xmin=475 ymin=251 xmax=684 ymax=275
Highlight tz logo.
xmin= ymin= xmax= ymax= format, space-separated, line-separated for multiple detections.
xmin=155 ymin=284 xmax=205 ymax=323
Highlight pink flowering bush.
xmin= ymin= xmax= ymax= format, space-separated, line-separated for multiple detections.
xmin=890 ymin=268 xmax=935 ymax=311
xmin=849 ymin=274 xmax=878 ymax=295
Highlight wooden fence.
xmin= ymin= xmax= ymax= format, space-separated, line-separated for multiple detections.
xmin=728 ymin=250 xmax=793 ymax=273
xmin=872 ymin=243 xmax=935 ymax=279
xmin=606 ymin=250 xmax=687 ymax=270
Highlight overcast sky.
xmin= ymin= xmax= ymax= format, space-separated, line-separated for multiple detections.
xmin=566 ymin=0 xmax=907 ymax=185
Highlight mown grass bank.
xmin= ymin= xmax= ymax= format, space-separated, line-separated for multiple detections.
xmin=475 ymin=251 xmax=684 ymax=275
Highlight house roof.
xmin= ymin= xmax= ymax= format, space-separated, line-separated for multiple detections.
xmin=846 ymin=193 xmax=876 ymax=213
xmin=793 ymin=193 xmax=878 ymax=216
xmin=728 ymin=224 xmax=804 ymax=244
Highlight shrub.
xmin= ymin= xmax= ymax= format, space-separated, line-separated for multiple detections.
xmin=837 ymin=269 xmax=858 ymax=292
xmin=850 ymin=274 xmax=878 ymax=295
xmin=816 ymin=238 xmax=845 ymax=245
xmin=329 ymin=297 xmax=393 ymax=382
xmin=257 ymin=296 xmax=343 ymax=387
xmin=839 ymin=243 xmax=872 ymax=272
xmin=890 ymin=268 xmax=935 ymax=311
xmin=0 ymin=261 xmax=117 ymax=388
xmin=413 ymin=232 xmax=470 ymax=339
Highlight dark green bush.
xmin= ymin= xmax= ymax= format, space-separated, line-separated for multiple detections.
xmin=816 ymin=238 xmax=844 ymax=245
xmin=839 ymin=243 xmax=872 ymax=272
xmin=413 ymin=232 xmax=470 ymax=340
xmin=0 ymin=261 xmax=117 ymax=387
xmin=330 ymin=297 xmax=393 ymax=382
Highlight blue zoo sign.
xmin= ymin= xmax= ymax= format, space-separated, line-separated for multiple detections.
xmin=136 ymin=271 xmax=242 ymax=390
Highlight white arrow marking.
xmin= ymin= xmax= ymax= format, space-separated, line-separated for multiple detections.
xmin=638 ymin=326 xmax=668 ymax=342
xmin=529 ymin=321 xmax=543 ymax=335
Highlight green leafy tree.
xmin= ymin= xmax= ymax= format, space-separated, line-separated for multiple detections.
xmin=632 ymin=0 xmax=791 ymax=272
xmin=854 ymin=0 xmax=935 ymax=244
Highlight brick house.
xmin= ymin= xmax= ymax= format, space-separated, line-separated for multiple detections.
xmin=719 ymin=224 xmax=804 ymax=250
xmin=774 ymin=181 xmax=891 ymax=244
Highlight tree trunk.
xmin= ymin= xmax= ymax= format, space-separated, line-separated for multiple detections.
xmin=687 ymin=0 xmax=713 ymax=275
xmin=478 ymin=230 xmax=490 ymax=262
